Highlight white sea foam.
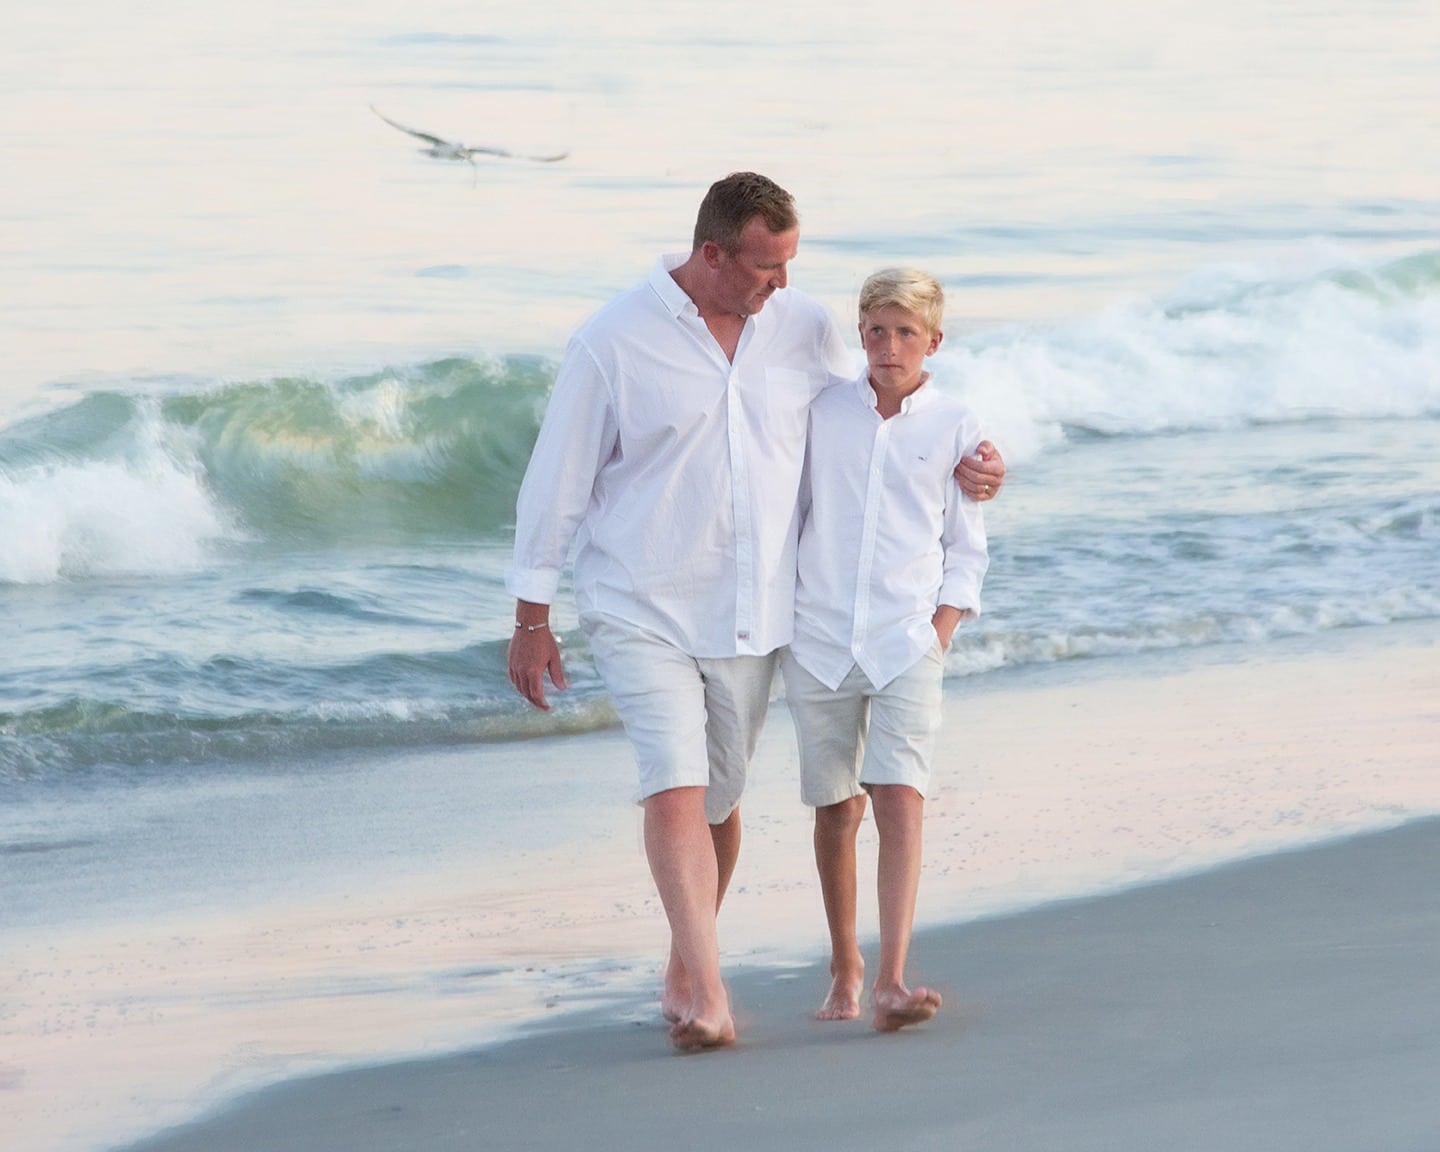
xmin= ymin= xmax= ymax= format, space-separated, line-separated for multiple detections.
xmin=941 ymin=253 xmax=1440 ymax=460
xmin=0 ymin=410 xmax=235 ymax=584
xmin=944 ymin=585 xmax=1440 ymax=678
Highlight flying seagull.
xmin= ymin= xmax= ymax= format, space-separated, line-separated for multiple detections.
xmin=370 ymin=105 xmax=569 ymax=164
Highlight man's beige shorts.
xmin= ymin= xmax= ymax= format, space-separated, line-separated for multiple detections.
xmin=581 ymin=613 xmax=778 ymax=824
xmin=780 ymin=644 xmax=945 ymax=808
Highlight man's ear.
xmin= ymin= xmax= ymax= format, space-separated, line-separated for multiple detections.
xmin=700 ymin=240 xmax=726 ymax=269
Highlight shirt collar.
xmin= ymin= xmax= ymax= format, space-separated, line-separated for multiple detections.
xmin=856 ymin=370 xmax=934 ymax=414
xmin=648 ymin=252 xmax=778 ymax=337
xmin=650 ymin=253 xmax=700 ymax=318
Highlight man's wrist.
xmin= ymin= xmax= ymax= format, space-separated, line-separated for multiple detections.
xmin=514 ymin=599 xmax=551 ymax=630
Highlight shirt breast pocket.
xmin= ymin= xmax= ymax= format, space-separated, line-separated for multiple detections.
xmin=762 ymin=367 xmax=814 ymax=442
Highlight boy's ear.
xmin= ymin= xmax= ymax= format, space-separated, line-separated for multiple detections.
xmin=928 ymin=329 xmax=944 ymax=355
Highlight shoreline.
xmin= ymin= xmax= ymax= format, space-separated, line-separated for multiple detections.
xmin=3 ymin=620 xmax=1436 ymax=1152
xmin=121 ymin=814 xmax=1440 ymax=1152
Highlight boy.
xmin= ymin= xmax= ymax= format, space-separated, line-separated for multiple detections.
xmin=781 ymin=268 xmax=989 ymax=1031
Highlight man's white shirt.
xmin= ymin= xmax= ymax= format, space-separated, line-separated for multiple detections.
xmin=506 ymin=253 xmax=851 ymax=658
xmin=790 ymin=372 xmax=989 ymax=691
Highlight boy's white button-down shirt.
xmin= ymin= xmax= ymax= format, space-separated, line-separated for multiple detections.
xmin=790 ymin=372 xmax=989 ymax=691
xmin=505 ymin=254 xmax=851 ymax=658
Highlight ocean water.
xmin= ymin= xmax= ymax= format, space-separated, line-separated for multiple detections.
xmin=2 ymin=1 xmax=1439 ymax=1148
xmin=4 ymin=0 xmax=1438 ymax=783
xmin=3 ymin=274 xmax=1438 ymax=781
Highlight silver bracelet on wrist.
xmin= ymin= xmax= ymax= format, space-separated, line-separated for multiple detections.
xmin=514 ymin=621 xmax=550 ymax=632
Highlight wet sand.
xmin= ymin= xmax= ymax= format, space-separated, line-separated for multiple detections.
xmin=121 ymin=815 xmax=1440 ymax=1152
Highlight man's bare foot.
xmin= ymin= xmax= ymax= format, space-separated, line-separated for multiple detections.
xmin=871 ymin=984 xmax=942 ymax=1032
xmin=660 ymin=987 xmax=686 ymax=1024
xmin=661 ymin=958 xmax=690 ymax=1024
xmin=815 ymin=971 xmax=864 ymax=1021
xmin=670 ymin=1012 xmax=736 ymax=1051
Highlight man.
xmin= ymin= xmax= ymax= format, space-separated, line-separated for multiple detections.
xmin=506 ymin=173 xmax=1004 ymax=1050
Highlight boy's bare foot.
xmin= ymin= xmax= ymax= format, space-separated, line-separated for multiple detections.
xmin=815 ymin=951 xmax=865 ymax=1021
xmin=670 ymin=1012 xmax=736 ymax=1051
xmin=871 ymin=984 xmax=942 ymax=1032
xmin=815 ymin=971 xmax=864 ymax=1020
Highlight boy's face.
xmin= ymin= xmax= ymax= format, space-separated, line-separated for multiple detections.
xmin=860 ymin=304 xmax=943 ymax=394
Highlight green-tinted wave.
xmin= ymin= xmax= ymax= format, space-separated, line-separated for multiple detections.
xmin=164 ymin=356 xmax=555 ymax=542
xmin=0 ymin=355 xmax=558 ymax=548
xmin=1324 ymin=248 xmax=1440 ymax=297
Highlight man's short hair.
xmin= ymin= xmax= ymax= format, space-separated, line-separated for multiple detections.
xmin=692 ymin=172 xmax=798 ymax=254
xmin=858 ymin=267 xmax=945 ymax=334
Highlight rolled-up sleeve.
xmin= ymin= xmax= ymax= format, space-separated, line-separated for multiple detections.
xmin=505 ymin=338 xmax=618 ymax=604
xmin=937 ymin=427 xmax=990 ymax=616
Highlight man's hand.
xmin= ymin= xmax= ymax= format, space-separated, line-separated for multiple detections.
xmin=956 ymin=440 xmax=1005 ymax=501
xmin=508 ymin=602 xmax=568 ymax=710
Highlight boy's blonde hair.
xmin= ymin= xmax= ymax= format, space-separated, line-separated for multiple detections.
xmin=858 ymin=267 xmax=945 ymax=334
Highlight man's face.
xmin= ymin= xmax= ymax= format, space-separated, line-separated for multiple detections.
xmin=710 ymin=216 xmax=799 ymax=317
xmin=860 ymin=304 xmax=942 ymax=394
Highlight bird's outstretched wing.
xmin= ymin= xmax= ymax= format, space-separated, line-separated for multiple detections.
xmin=370 ymin=105 xmax=451 ymax=149
xmin=371 ymin=105 xmax=569 ymax=163
xmin=466 ymin=145 xmax=571 ymax=163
